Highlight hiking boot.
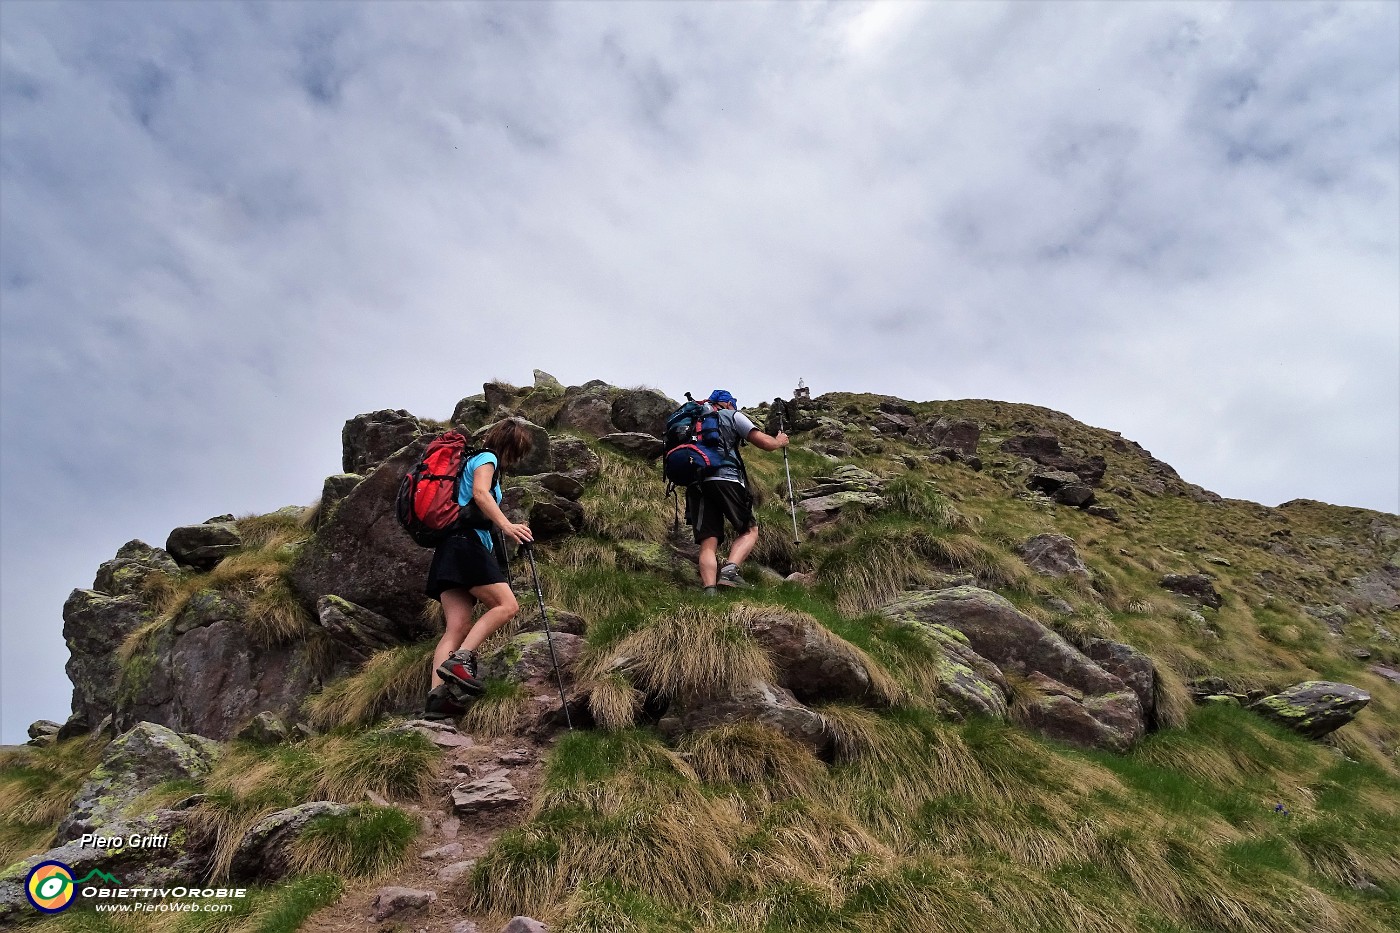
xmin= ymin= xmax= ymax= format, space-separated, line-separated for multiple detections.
xmin=702 ymin=585 xmax=719 ymax=597
xmin=717 ymin=563 xmax=751 ymax=588
xmin=436 ymin=649 xmax=486 ymax=696
xmin=423 ymin=684 xmax=467 ymax=721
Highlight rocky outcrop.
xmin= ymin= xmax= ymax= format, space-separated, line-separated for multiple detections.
xmin=471 ymin=417 xmax=552 ymax=476
xmin=549 ymin=436 xmax=602 ymax=485
xmin=1018 ymin=534 xmax=1089 ymax=577
xmin=1083 ymin=639 xmax=1156 ymax=726
xmin=290 ymin=443 xmax=435 ymax=634
xmin=501 ymin=483 xmax=585 ymax=541
xmin=166 ymin=519 xmax=242 ymax=571
xmin=916 ymin=417 xmax=981 ymax=456
xmin=93 ymin=540 xmax=180 ymax=598
xmin=480 ymin=631 xmax=586 ymax=733
xmin=881 ymin=588 xmax=1144 ymax=751
xmin=56 ymin=722 xmax=220 ymax=844
xmin=342 ymin=409 xmax=430 ymax=475
xmin=554 ymin=391 xmax=617 ymax=436
xmin=319 ymin=473 xmax=363 ymax=515
xmin=1000 ymin=434 xmax=1106 ymax=486
xmin=116 ymin=618 xmax=329 ymax=740
xmin=799 ymin=466 xmax=886 ymax=526
xmin=62 ymin=588 xmax=153 ymax=733
xmin=1250 ymin=681 xmax=1370 ymax=739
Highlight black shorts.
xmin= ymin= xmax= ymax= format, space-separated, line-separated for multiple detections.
xmin=425 ymin=532 xmax=507 ymax=600
xmin=687 ymin=481 xmax=755 ymax=545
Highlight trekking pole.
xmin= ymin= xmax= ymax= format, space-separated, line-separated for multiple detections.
xmin=777 ymin=411 xmax=800 ymax=546
xmin=521 ymin=542 xmax=574 ymax=731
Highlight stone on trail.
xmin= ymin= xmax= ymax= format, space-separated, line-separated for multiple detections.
xmin=453 ymin=772 xmax=523 ymax=814
xmin=231 ymin=801 xmax=352 ymax=882
xmin=371 ymin=886 xmax=436 ymax=922
xmin=1018 ymin=534 xmax=1089 ymax=577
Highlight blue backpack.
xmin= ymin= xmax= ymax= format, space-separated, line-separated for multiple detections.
xmin=662 ymin=400 xmax=734 ymax=486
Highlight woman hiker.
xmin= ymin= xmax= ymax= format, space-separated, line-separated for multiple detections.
xmin=423 ymin=418 xmax=536 ymax=720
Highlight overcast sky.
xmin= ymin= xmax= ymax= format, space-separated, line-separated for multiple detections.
xmin=2 ymin=0 xmax=1396 ymax=743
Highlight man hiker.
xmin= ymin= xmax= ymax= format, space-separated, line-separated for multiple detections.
xmin=687 ymin=389 xmax=789 ymax=594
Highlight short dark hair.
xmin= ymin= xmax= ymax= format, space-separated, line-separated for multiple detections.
xmin=481 ymin=418 xmax=534 ymax=470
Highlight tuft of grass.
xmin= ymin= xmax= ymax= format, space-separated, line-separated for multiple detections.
xmin=305 ymin=640 xmax=435 ymax=729
xmin=581 ymin=604 xmax=774 ymax=702
xmin=0 ymin=737 xmax=106 ymax=864
xmin=288 ymin=804 xmax=418 ymax=878
xmin=883 ymin=473 xmax=971 ymax=530
xmin=584 ymin=670 xmax=645 ymax=731
xmin=680 ymin=723 xmax=830 ymax=801
xmin=581 ymin=453 xmax=670 ymax=543
xmin=461 ymin=680 xmax=534 ymax=739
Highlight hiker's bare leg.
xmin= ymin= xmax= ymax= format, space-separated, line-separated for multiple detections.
xmin=458 ymin=582 xmax=519 ymax=653
xmin=432 ymin=588 xmax=477 ymax=688
xmin=727 ymin=524 xmax=760 ymax=568
xmin=699 ymin=537 xmax=720 ymax=587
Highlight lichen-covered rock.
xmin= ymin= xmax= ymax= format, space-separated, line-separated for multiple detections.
xmin=319 ymin=473 xmax=363 ymax=514
xmin=881 ymin=587 xmax=1144 ymax=750
xmin=1083 ymin=639 xmax=1156 ymax=725
xmin=230 ymin=801 xmax=352 ymax=882
xmin=534 ymin=472 xmax=586 ymax=501
xmin=56 ymin=722 xmax=221 ymax=844
xmin=480 ymin=631 xmax=583 ymax=689
xmin=660 ymin=679 xmax=831 ymax=757
xmin=93 ymin=540 xmax=180 ymax=597
xmin=550 ymin=436 xmax=602 ymax=485
xmin=165 ymin=520 xmax=242 ymax=571
xmin=171 ymin=588 xmax=242 ymax=634
xmin=236 ymin=711 xmax=290 ymax=745
xmin=290 ymin=442 xmax=435 ymax=634
xmin=116 ymin=618 xmax=329 ymax=740
xmin=0 ymin=809 xmax=208 ymax=922
xmin=515 ymin=606 xmax=587 ymax=637
xmin=1160 ymin=574 xmax=1223 ymax=609
xmin=1000 ymin=435 xmax=1106 ymax=485
xmin=1019 ymin=534 xmax=1089 ymax=577
xmin=316 ymin=595 xmax=401 ymax=662
xmin=1344 ymin=567 xmax=1400 ymax=612
xmin=1018 ymin=673 xmax=1144 ymax=753
xmin=342 ymin=409 xmax=431 ymax=475
xmin=63 ymin=589 xmax=154 ymax=733
xmin=611 ymin=388 xmax=676 ymax=436
xmin=1250 ymin=681 xmax=1370 ymax=739
xmin=501 ymin=484 xmax=584 ymax=540
xmin=598 ymin=431 xmax=665 ymax=459
xmin=26 ymin=720 xmax=61 ymax=743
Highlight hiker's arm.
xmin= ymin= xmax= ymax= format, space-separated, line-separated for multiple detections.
xmin=746 ymin=428 xmax=790 ymax=452
xmin=472 ymin=464 xmax=534 ymax=544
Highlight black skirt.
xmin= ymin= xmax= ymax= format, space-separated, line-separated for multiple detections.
xmin=425 ymin=531 xmax=507 ymax=600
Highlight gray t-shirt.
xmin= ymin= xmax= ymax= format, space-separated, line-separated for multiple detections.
xmin=704 ymin=408 xmax=756 ymax=485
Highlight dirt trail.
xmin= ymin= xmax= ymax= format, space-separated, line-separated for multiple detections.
xmin=301 ymin=723 xmax=553 ymax=933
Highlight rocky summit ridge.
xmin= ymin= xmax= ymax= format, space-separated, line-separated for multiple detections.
xmin=3 ymin=370 xmax=1398 ymax=933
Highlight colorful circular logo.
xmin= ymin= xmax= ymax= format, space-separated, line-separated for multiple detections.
xmin=25 ymin=861 xmax=76 ymax=913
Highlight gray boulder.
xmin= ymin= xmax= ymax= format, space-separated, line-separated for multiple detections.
xmin=1250 ymin=681 xmax=1370 ymax=739
xmin=881 ymin=588 xmax=1144 ymax=751
xmin=1001 ymin=435 xmax=1107 ymax=485
xmin=166 ymin=520 xmax=242 ymax=571
xmin=599 ymin=432 xmax=665 ymax=459
xmin=741 ymin=609 xmax=891 ymax=706
xmin=373 ymin=886 xmax=437 ymax=922
xmin=502 ymin=919 xmax=548 ymax=933
xmin=501 ymin=484 xmax=584 ymax=541
xmin=342 ymin=409 xmax=430 ymax=475
xmin=236 ymin=711 xmax=290 ymax=745
xmin=550 ymin=436 xmax=602 ymax=485
xmin=1160 ymin=574 xmax=1223 ymax=609
xmin=290 ymin=442 xmax=435 ymax=634
xmin=660 ymin=679 xmax=831 ymax=757
xmin=230 ymin=801 xmax=352 ymax=882
xmin=1052 ymin=484 xmax=1096 ymax=508
xmin=171 ymin=588 xmax=241 ymax=634
xmin=1026 ymin=470 xmax=1082 ymax=495
xmin=918 ymin=417 xmax=981 ymax=456
xmin=56 ymin=722 xmax=220 ymax=844
xmin=1017 ymin=672 xmax=1145 ymax=753
xmin=611 ymin=388 xmax=675 ymax=436
xmin=1344 ymin=567 xmax=1400 ymax=612
xmin=1083 ymin=639 xmax=1156 ymax=726
xmin=554 ymin=392 xmax=617 ymax=436
xmin=1019 ymin=534 xmax=1089 ymax=577
xmin=453 ymin=772 xmax=522 ymax=815
xmin=93 ymin=540 xmax=180 ymax=597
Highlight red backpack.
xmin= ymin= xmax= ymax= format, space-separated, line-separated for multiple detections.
xmin=396 ymin=433 xmax=498 ymax=547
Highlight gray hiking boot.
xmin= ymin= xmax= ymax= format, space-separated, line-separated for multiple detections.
xmin=717 ymin=563 xmax=751 ymax=588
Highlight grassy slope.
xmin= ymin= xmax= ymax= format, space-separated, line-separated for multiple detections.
xmin=5 ymin=390 xmax=1397 ymax=932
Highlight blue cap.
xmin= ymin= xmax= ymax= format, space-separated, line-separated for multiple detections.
xmin=707 ymin=389 xmax=737 ymax=406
